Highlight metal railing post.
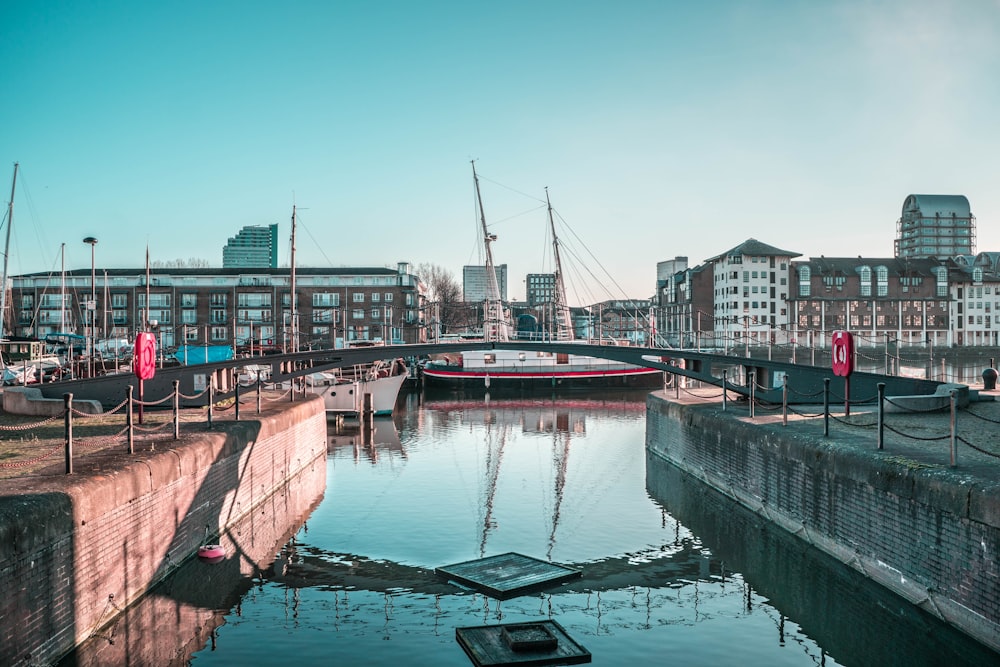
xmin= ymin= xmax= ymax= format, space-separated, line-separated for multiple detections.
xmin=722 ymin=370 xmax=728 ymax=412
xmin=235 ymin=380 xmax=241 ymax=421
xmin=877 ymin=382 xmax=885 ymax=450
xmin=127 ymin=385 xmax=134 ymax=454
xmin=207 ymin=380 xmax=214 ymax=430
xmin=949 ymin=390 xmax=957 ymax=467
xmin=782 ymin=374 xmax=788 ymax=427
xmin=823 ymin=378 xmax=830 ymax=437
xmin=173 ymin=380 xmax=180 ymax=440
xmin=257 ymin=379 xmax=262 ymax=414
xmin=64 ymin=393 xmax=73 ymax=475
xmin=749 ymin=371 xmax=755 ymax=419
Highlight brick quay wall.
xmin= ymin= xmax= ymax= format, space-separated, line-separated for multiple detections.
xmin=0 ymin=396 xmax=328 ymax=666
xmin=646 ymin=391 xmax=1000 ymax=654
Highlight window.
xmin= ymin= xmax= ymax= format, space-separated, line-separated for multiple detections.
xmin=371 ymin=307 xmax=381 ymax=319
xmin=798 ymin=266 xmax=811 ymax=297
xmin=312 ymin=292 xmax=340 ymax=307
xmin=384 ymin=292 xmax=393 ymax=302
xmin=182 ymin=310 xmax=197 ymax=325
xmin=371 ymin=292 xmax=380 ymax=302
xmin=858 ymin=266 xmax=872 ymax=297
xmin=876 ymin=266 xmax=888 ymax=297
xmin=211 ymin=327 xmax=228 ymax=341
xmin=181 ymin=293 xmax=197 ymax=307
xmin=352 ymin=308 xmax=364 ymax=319
xmin=352 ymin=292 xmax=365 ymax=303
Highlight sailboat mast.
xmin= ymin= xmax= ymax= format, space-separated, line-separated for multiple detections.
xmin=546 ymin=188 xmax=574 ymax=341
xmin=471 ymin=161 xmax=508 ymax=342
xmin=0 ymin=162 xmax=18 ymax=340
xmin=290 ymin=205 xmax=298 ymax=353
xmin=60 ymin=243 xmax=66 ymax=333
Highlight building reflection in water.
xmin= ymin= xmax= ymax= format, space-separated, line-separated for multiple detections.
xmin=59 ymin=457 xmax=326 ymax=667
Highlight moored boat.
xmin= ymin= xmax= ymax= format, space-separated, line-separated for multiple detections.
xmin=307 ymin=358 xmax=409 ymax=416
xmin=423 ymin=164 xmax=662 ymax=390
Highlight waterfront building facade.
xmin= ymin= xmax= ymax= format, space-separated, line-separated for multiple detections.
xmin=894 ymin=195 xmax=975 ymax=260
xmin=788 ymin=257 xmax=951 ymax=348
xmin=10 ymin=263 xmax=426 ymax=350
xmin=222 ymin=224 xmax=280 ymax=269
xmin=706 ymin=239 xmax=799 ymax=346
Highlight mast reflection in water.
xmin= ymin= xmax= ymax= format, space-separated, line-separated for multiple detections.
xmin=72 ymin=388 xmax=996 ymax=666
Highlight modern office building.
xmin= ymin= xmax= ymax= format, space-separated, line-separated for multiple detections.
xmin=525 ymin=273 xmax=556 ymax=307
xmin=9 ymin=263 xmax=427 ymax=349
xmin=894 ymin=195 xmax=976 ymax=260
xmin=462 ymin=264 xmax=508 ymax=302
xmin=222 ymin=224 xmax=280 ymax=269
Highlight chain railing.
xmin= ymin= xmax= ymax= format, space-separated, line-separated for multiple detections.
xmin=664 ymin=372 xmax=998 ymax=468
xmin=1 ymin=376 xmax=300 ymax=476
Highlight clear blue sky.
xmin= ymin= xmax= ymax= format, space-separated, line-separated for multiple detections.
xmin=3 ymin=1 xmax=999 ymax=301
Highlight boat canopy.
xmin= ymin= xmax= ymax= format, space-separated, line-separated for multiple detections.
xmin=173 ymin=345 xmax=235 ymax=364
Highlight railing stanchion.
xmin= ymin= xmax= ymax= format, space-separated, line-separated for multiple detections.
xmin=949 ymin=390 xmax=957 ymax=467
xmin=64 ymin=393 xmax=73 ymax=475
xmin=722 ymin=370 xmax=728 ymax=412
xmin=782 ymin=374 xmax=788 ymax=427
xmin=823 ymin=378 xmax=830 ymax=438
xmin=127 ymin=386 xmax=135 ymax=454
xmin=749 ymin=370 xmax=755 ymax=420
xmin=257 ymin=379 xmax=262 ymax=414
xmin=235 ymin=380 xmax=241 ymax=422
xmin=173 ymin=380 xmax=180 ymax=440
xmin=207 ymin=380 xmax=214 ymax=430
xmin=877 ymin=382 xmax=885 ymax=450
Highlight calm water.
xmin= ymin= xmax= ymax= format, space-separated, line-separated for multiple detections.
xmin=64 ymin=388 xmax=995 ymax=666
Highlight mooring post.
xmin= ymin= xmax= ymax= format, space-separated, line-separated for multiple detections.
xmin=823 ymin=378 xmax=830 ymax=437
xmin=173 ymin=380 xmax=180 ymax=440
xmin=235 ymin=380 xmax=241 ymax=422
xmin=63 ymin=393 xmax=73 ymax=475
xmin=127 ymin=385 xmax=134 ymax=454
xmin=257 ymin=379 xmax=262 ymax=414
xmin=877 ymin=382 xmax=885 ymax=450
xmin=949 ymin=390 xmax=957 ymax=468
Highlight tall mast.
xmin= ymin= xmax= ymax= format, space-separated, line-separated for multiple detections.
xmin=60 ymin=243 xmax=66 ymax=333
xmin=546 ymin=188 xmax=574 ymax=341
xmin=0 ymin=162 xmax=17 ymax=340
xmin=471 ymin=161 xmax=508 ymax=342
xmin=290 ymin=205 xmax=298 ymax=353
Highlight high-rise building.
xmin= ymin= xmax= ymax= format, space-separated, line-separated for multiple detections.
xmin=223 ymin=224 xmax=279 ymax=268
xmin=894 ymin=195 xmax=976 ymax=260
xmin=463 ymin=264 xmax=508 ymax=302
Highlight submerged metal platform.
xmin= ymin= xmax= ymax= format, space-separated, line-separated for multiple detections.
xmin=456 ymin=620 xmax=591 ymax=666
xmin=436 ymin=552 xmax=582 ymax=600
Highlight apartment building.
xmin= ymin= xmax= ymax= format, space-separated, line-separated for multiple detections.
xmin=10 ymin=263 xmax=426 ymax=350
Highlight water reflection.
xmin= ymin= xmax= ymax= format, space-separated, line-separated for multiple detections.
xmin=645 ymin=450 xmax=998 ymax=666
xmin=58 ymin=458 xmax=326 ymax=667
xmin=69 ymin=388 xmax=997 ymax=665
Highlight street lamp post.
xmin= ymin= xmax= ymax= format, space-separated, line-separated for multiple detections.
xmin=83 ymin=236 xmax=98 ymax=377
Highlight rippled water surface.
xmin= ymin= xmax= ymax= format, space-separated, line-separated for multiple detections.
xmin=66 ymin=387 xmax=995 ymax=666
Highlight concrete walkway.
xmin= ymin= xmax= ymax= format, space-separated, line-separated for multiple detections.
xmin=665 ymin=384 xmax=1000 ymax=485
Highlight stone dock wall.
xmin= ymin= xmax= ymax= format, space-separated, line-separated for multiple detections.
xmin=0 ymin=396 xmax=328 ymax=666
xmin=646 ymin=392 xmax=1000 ymax=653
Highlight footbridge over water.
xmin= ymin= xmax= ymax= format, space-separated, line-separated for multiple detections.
xmin=38 ymin=340 xmax=951 ymax=408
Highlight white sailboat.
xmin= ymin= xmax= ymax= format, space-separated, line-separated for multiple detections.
xmin=422 ymin=166 xmax=662 ymax=390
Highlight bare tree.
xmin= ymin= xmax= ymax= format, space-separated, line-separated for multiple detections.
xmin=415 ymin=263 xmax=468 ymax=334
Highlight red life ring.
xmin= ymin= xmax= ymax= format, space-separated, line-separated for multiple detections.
xmin=198 ymin=544 xmax=225 ymax=561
